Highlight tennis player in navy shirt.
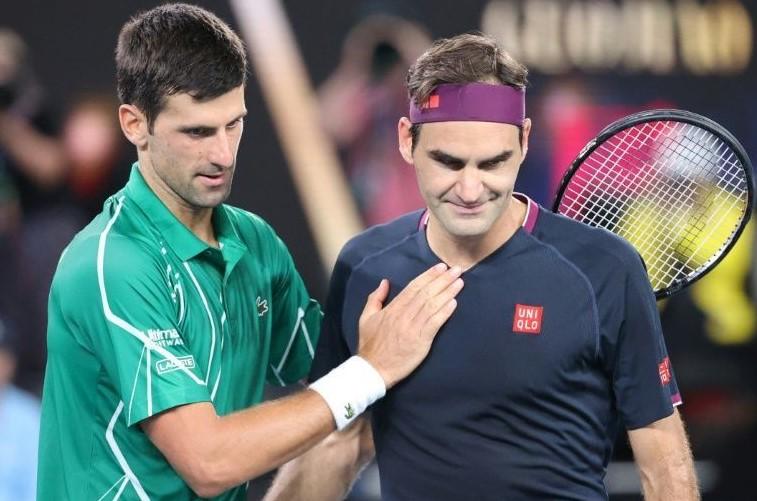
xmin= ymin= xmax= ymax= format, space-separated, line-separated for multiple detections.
xmin=265 ymin=33 xmax=699 ymax=501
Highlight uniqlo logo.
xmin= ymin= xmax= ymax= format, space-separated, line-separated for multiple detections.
xmin=423 ymin=94 xmax=440 ymax=109
xmin=512 ymin=304 xmax=543 ymax=334
xmin=659 ymin=357 xmax=672 ymax=386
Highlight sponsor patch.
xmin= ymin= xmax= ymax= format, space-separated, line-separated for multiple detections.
xmin=147 ymin=328 xmax=184 ymax=348
xmin=156 ymin=355 xmax=196 ymax=375
xmin=513 ymin=304 xmax=543 ymax=334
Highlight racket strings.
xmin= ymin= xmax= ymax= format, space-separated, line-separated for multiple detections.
xmin=558 ymin=120 xmax=749 ymax=292
xmin=567 ymin=126 xmax=698 ymax=267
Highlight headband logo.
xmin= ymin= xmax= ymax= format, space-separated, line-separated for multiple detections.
xmin=422 ymin=94 xmax=440 ymax=110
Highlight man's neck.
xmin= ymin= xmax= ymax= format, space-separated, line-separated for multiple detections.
xmin=138 ymin=164 xmax=218 ymax=247
xmin=426 ymin=197 xmax=526 ymax=271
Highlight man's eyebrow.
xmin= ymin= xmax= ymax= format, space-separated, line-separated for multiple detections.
xmin=428 ymin=149 xmax=465 ymax=165
xmin=427 ymin=149 xmax=514 ymax=167
xmin=478 ymin=150 xmax=513 ymax=166
xmin=179 ymin=111 xmax=248 ymax=132
xmin=178 ymin=125 xmax=214 ymax=134
xmin=227 ymin=111 xmax=247 ymax=125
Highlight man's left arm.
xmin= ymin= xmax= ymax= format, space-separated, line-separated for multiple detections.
xmin=628 ymin=408 xmax=699 ymax=501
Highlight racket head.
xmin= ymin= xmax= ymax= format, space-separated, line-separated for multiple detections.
xmin=552 ymin=109 xmax=754 ymax=299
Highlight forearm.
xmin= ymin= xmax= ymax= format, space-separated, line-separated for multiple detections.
xmin=144 ymin=389 xmax=336 ymax=498
xmin=630 ymin=410 xmax=700 ymax=501
xmin=638 ymin=433 xmax=699 ymax=501
xmin=216 ymin=390 xmax=336 ymax=481
xmin=264 ymin=416 xmax=375 ymax=501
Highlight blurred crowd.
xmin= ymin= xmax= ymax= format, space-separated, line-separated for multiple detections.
xmin=0 ymin=27 xmax=129 ymax=500
xmin=1 ymin=3 xmax=756 ymax=500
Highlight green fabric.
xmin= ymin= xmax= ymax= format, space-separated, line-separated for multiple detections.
xmin=38 ymin=164 xmax=321 ymax=500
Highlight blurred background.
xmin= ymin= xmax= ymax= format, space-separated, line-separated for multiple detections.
xmin=2 ymin=0 xmax=755 ymax=500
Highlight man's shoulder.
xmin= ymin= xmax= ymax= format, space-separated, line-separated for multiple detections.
xmin=338 ymin=210 xmax=425 ymax=269
xmin=533 ymin=208 xmax=640 ymax=266
xmin=55 ymin=200 xmax=161 ymax=290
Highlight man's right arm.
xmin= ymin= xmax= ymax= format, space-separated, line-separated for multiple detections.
xmin=141 ymin=263 xmax=462 ymax=497
xmin=262 ymin=416 xmax=375 ymax=501
xmin=142 ymin=389 xmax=336 ymax=498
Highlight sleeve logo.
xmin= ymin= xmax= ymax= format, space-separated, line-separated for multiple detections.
xmin=156 ymin=355 xmax=196 ymax=375
xmin=659 ymin=357 xmax=672 ymax=386
xmin=147 ymin=328 xmax=184 ymax=347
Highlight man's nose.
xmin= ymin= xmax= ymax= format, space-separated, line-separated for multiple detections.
xmin=208 ymin=130 xmax=234 ymax=168
xmin=455 ymin=166 xmax=484 ymax=203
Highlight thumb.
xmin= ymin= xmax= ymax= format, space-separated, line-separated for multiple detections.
xmin=360 ymin=279 xmax=389 ymax=320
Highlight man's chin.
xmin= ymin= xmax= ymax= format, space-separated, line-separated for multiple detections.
xmin=191 ymin=191 xmax=230 ymax=209
xmin=442 ymin=219 xmax=492 ymax=239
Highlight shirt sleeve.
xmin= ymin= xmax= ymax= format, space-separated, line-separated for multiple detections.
xmin=72 ymin=236 xmax=211 ymax=426
xmin=308 ymin=252 xmax=354 ymax=382
xmin=265 ymin=232 xmax=323 ymax=386
xmin=611 ymin=252 xmax=680 ymax=430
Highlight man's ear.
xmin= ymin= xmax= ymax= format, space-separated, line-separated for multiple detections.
xmin=119 ymin=104 xmax=149 ymax=148
xmin=520 ymin=118 xmax=532 ymax=161
xmin=397 ymin=117 xmax=415 ymax=164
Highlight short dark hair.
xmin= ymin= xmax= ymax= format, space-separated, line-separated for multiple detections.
xmin=407 ymin=33 xmax=528 ymax=150
xmin=115 ymin=3 xmax=247 ymax=131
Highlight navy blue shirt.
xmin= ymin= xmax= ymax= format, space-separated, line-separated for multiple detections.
xmin=311 ymin=196 xmax=680 ymax=500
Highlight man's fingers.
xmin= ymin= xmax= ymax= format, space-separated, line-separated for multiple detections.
xmin=412 ymin=276 xmax=464 ymax=326
xmin=403 ymin=265 xmax=462 ymax=319
xmin=422 ymin=265 xmax=463 ymax=300
xmin=389 ymin=263 xmax=449 ymax=308
xmin=359 ymin=279 xmax=389 ymax=322
xmin=421 ymin=297 xmax=459 ymax=340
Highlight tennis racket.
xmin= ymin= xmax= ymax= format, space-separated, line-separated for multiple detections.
xmin=553 ymin=109 xmax=754 ymax=299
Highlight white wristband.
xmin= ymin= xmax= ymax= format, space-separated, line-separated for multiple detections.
xmin=309 ymin=356 xmax=386 ymax=430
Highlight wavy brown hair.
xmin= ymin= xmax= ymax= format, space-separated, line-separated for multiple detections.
xmin=407 ymin=33 xmax=528 ymax=149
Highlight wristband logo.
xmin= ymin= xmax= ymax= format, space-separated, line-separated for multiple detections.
xmin=344 ymin=403 xmax=355 ymax=420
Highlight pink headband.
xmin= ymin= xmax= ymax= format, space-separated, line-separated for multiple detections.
xmin=409 ymin=83 xmax=525 ymax=125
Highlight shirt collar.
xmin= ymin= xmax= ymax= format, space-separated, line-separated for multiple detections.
xmin=124 ymin=163 xmax=247 ymax=263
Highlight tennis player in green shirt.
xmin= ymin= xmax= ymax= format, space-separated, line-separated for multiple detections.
xmin=37 ymin=4 xmax=463 ymax=499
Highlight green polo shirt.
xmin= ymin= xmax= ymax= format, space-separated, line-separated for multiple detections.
xmin=38 ymin=164 xmax=322 ymax=500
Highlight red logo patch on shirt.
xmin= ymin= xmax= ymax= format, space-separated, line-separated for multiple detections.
xmin=422 ymin=94 xmax=440 ymax=109
xmin=513 ymin=304 xmax=543 ymax=334
xmin=659 ymin=357 xmax=672 ymax=386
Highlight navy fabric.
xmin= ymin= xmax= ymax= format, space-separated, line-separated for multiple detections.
xmin=310 ymin=203 xmax=679 ymax=501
